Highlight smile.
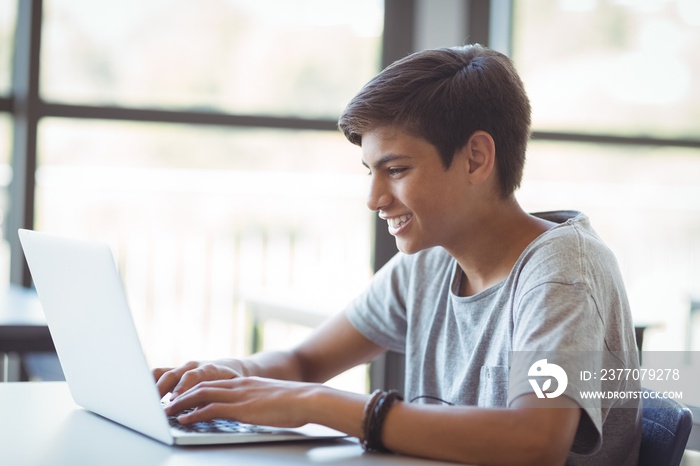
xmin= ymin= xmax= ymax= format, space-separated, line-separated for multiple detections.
xmin=386 ymin=214 xmax=413 ymax=234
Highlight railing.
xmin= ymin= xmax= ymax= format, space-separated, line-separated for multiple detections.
xmin=34 ymin=166 xmax=373 ymax=367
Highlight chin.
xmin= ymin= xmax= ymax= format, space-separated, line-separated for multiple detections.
xmin=395 ymin=240 xmax=426 ymax=255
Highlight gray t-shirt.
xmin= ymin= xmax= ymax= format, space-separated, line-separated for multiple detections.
xmin=346 ymin=211 xmax=642 ymax=465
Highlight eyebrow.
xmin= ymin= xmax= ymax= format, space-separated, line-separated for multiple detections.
xmin=361 ymin=154 xmax=411 ymax=170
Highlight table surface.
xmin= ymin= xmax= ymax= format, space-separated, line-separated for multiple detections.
xmin=1 ymin=382 xmax=457 ymax=466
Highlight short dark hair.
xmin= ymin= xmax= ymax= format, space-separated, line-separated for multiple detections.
xmin=338 ymin=44 xmax=531 ymax=197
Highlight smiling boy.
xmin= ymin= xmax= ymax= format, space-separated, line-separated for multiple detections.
xmin=156 ymin=44 xmax=642 ymax=465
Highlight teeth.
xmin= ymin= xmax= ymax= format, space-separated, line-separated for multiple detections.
xmin=388 ymin=215 xmax=410 ymax=228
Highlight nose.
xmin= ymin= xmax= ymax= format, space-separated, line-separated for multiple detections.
xmin=366 ymin=175 xmax=392 ymax=212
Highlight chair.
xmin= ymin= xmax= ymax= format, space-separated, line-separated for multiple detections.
xmin=638 ymin=388 xmax=694 ymax=466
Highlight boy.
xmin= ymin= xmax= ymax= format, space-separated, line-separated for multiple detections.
xmin=156 ymin=44 xmax=642 ymax=465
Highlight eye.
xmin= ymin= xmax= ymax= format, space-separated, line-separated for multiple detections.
xmin=387 ymin=167 xmax=408 ymax=176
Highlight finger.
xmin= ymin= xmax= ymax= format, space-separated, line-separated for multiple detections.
xmin=171 ymin=364 xmax=223 ymax=399
xmin=166 ymin=385 xmax=238 ymax=419
xmin=155 ymin=369 xmax=183 ymax=398
xmin=156 ymin=362 xmax=199 ymax=398
xmin=152 ymin=367 xmax=173 ymax=382
xmin=171 ymin=369 xmax=207 ymax=399
xmin=171 ymin=383 xmax=304 ymax=428
xmin=176 ymin=402 xmax=234 ymax=424
xmin=171 ymin=363 xmax=236 ymax=399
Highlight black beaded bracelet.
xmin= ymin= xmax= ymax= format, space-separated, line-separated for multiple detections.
xmin=362 ymin=389 xmax=403 ymax=452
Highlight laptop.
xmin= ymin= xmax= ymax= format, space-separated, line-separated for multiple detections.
xmin=18 ymin=228 xmax=346 ymax=446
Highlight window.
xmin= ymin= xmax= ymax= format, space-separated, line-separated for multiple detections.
xmin=41 ymin=0 xmax=382 ymax=118
xmin=513 ymin=0 xmax=700 ymax=351
xmin=6 ymin=0 xmax=383 ymax=392
xmin=37 ymin=119 xmax=372 ymax=371
xmin=513 ymin=0 xmax=700 ymax=139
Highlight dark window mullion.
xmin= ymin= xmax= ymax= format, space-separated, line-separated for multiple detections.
xmin=531 ymin=131 xmax=700 ymax=150
xmin=0 ymin=97 xmax=12 ymax=112
xmin=8 ymin=0 xmax=42 ymax=287
xmin=40 ymin=102 xmax=338 ymax=132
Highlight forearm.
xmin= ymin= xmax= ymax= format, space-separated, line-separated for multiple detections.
xmin=305 ymin=389 xmax=578 ymax=466
xmin=240 ymin=312 xmax=384 ymax=384
xmin=380 ymin=403 xmax=570 ymax=466
xmin=236 ymin=350 xmax=305 ymax=381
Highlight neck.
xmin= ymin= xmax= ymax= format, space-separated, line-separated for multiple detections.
xmin=447 ymin=196 xmax=555 ymax=297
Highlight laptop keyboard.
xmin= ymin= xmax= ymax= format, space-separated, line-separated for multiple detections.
xmin=167 ymin=412 xmax=274 ymax=434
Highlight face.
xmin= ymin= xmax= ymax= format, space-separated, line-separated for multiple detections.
xmin=362 ymin=126 xmax=474 ymax=255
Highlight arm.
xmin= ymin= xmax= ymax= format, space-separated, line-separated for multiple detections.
xmin=375 ymin=394 xmax=581 ymax=465
xmin=155 ymin=311 xmax=384 ymax=398
xmin=163 ymin=315 xmax=579 ymax=465
xmin=166 ymin=378 xmax=580 ymax=466
xmin=308 ymin=390 xmax=580 ymax=466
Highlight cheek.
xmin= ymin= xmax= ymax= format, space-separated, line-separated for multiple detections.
xmin=418 ymin=184 xmax=467 ymax=226
xmin=407 ymin=190 xmax=450 ymax=226
xmin=398 ymin=171 xmax=464 ymax=220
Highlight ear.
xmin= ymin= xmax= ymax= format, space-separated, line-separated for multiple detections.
xmin=461 ymin=130 xmax=496 ymax=185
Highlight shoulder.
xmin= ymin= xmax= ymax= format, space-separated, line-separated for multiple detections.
xmin=518 ymin=211 xmax=617 ymax=286
xmin=532 ymin=211 xmax=607 ymax=252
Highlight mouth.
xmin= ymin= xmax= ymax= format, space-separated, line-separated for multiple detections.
xmin=385 ymin=214 xmax=413 ymax=235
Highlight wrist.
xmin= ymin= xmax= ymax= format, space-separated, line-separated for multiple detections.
xmin=361 ymin=390 xmax=404 ymax=453
xmin=303 ymin=383 xmax=333 ymax=415
xmin=304 ymin=385 xmax=368 ymax=438
xmin=214 ymin=358 xmax=248 ymax=377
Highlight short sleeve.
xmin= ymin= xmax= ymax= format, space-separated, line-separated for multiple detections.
xmin=344 ymin=253 xmax=409 ymax=354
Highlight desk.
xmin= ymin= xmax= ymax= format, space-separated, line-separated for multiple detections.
xmin=0 ymin=286 xmax=56 ymax=380
xmin=1 ymin=382 xmax=455 ymax=466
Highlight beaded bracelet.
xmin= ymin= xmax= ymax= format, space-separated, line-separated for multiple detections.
xmin=361 ymin=389 xmax=403 ymax=452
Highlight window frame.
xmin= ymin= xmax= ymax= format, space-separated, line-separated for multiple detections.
xmin=0 ymin=97 xmax=10 ymax=112
xmin=6 ymin=0 xmax=381 ymax=286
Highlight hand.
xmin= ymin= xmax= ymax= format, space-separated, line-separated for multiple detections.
xmin=164 ymin=376 xmax=319 ymax=428
xmin=153 ymin=360 xmax=244 ymax=400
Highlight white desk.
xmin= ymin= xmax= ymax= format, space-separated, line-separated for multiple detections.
xmin=1 ymin=382 xmax=455 ymax=466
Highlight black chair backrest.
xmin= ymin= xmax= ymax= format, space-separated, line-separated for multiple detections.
xmin=639 ymin=388 xmax=693 ymax=466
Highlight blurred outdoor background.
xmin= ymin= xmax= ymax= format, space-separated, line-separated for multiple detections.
xmin=1 ymin=0 xmax=700 ymax=396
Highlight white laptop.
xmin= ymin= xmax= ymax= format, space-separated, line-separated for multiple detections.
xmin=18 ymin=228 xmax=346 ymax=446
